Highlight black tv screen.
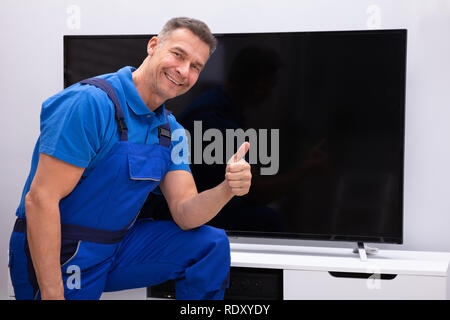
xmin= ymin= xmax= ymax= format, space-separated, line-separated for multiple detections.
xmin=64 ymin=29 xmax=406 ymax=244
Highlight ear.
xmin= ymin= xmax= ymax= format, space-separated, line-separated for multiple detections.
xmin=147 ymin=36 xmax=159 ymax=56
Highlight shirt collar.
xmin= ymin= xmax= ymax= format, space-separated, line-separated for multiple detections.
xmin=116 ymin=66 xmax=166 ymax=122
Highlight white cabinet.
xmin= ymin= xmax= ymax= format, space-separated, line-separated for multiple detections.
xmin=102 ymin=243 xmax=450 ymax=300
xmin=230 ymin=243 xmax=450 ymax=300
xmin=283 ymin=270 xmax=447 ymax=299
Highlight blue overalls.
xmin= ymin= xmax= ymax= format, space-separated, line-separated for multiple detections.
xmin=8 ymin=78 xmax=230 ymax=300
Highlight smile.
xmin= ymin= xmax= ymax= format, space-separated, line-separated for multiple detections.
xmin=165 ymin=72 xmax=183 ymax=86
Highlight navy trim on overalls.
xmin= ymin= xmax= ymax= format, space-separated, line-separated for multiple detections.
xmin=13 ymin=218 xmax=130 ymax=245
xmin=80 ymin=78 xmax=129 ymax=141
xmin=80 ymin=77 xmax=172 ymax=146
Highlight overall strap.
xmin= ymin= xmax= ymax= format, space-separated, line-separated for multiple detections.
xmin=158 ymin=109 xmax=172 ymax=147
xmin=14 ymin=217 xmax=132 ymax=245
xmin=80 ymin=77 xmax=129 ymax=141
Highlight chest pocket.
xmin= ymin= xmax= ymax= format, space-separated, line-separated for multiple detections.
xmin=128 ymin=153 xmax=169 ymax=182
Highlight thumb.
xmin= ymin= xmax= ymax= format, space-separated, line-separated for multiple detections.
xmin=230 ymin=142 xmax=250 ymax=163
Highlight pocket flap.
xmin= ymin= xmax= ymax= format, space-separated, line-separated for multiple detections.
xmin=128 ymin=154 xmax=167 ymax=181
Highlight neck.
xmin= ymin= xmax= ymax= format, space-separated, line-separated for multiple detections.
xmin=132 ymin=58 xmax=164 ymax=112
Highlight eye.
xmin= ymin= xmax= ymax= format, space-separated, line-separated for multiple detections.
xmin=172 ymin=50 xmax=183 ymax=59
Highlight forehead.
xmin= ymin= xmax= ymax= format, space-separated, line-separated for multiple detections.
xmin=161 ymin=28 xmax=210 ymax=64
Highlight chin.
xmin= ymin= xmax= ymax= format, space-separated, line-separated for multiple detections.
xmin=160 ymin=84 xmax=190 ymax=100
xmin=166 ymin=90 xmax=182 ymax=100
xmin=173 ymin=88 xmax=190 ymax=99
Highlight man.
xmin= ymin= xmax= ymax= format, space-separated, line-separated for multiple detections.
xmin=8 ymin=17 xmax=251 ymax=300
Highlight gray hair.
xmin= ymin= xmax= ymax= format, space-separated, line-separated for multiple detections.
xmin=158 ymin=17 xmax=217 ymax=55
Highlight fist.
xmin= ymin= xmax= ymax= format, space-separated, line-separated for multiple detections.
xmin=225 ymin=142 xmax=252 ymax=196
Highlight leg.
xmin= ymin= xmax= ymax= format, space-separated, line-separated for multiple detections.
xmin=9 ymin=231 xmax=36 ymax=300
xmin=9 ymin=230 xmax=118 ymax=300
xmin=103 ymin=219 xmax=230 ymax=300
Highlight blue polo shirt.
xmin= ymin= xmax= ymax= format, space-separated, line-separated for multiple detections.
xmin=16 ymin=66 xmax=190 ymax=218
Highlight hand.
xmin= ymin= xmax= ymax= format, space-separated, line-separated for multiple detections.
xmin=225 ymin=142 xmax=252 ymax=196
xmin=41 ymin=294 xmax=65 ymax=300
xmin=41 ymin=288 xmax=65 ymax=300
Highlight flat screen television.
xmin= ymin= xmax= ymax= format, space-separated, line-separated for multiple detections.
xmin=64 ymin=29 xmax=407 ymax=244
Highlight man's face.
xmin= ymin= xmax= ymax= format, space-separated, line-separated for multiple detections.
xmin=146 ymin=28 xmax=210 ymax=101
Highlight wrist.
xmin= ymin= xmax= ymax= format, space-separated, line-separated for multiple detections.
xmin=41 ymin=291 xmax=65 ymax=300
xmin=40 ymin=283 xmax=65 ymax=300
xmin=220 ymin=180 xmax=234 ymax=200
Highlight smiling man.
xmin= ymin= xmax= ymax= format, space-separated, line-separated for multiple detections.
xmin=133 ymin=25 xmax=209 ymax=106
xmin=9 ymin=17 xmax=252 ymax=300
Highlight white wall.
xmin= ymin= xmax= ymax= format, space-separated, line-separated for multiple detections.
xmin=1 ymin=0 xmax=449 ymax=300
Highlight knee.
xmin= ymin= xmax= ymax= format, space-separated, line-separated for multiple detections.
xmin=189 ymin=226 xmax=230 ymax=261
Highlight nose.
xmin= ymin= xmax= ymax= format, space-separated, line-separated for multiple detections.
xmin=176 ymin=60 xmax=190 ymax=80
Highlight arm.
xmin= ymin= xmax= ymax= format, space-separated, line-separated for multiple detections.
xmin=160 ymin=142 xmax=251 ymax=230
xmin=25 ymin=153 xmax=84 ymax=300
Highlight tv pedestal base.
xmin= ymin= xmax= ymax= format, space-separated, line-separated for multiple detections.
xmin=230 ymin=242 xmax=450 ymax=300
xmin=353 ymin=242 xmax=379 ymax=261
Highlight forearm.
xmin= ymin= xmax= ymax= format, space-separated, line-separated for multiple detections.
xmin=25 ymin=191 xmax=64 ymax=299
xmin=165 ymin=143 xmax=251 ymax=230
xmin=175 ymin=180 xmax=234 ymax=230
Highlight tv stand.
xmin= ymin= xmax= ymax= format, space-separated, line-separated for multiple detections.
xmin=353 ymin=242 xmax=379 ymax=261
xmin=229 ymin=242 xmax=450 ymax=299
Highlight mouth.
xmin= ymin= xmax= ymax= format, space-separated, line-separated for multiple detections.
xmin=164 ymin=72 xmax=183 ymax=87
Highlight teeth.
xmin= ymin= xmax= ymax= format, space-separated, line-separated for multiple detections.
xmin=166 ymin=73 xmax=181 ymax=86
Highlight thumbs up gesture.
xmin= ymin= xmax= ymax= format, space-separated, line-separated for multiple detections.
xmin=225 ymin=142 xmax=252 ymax=196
